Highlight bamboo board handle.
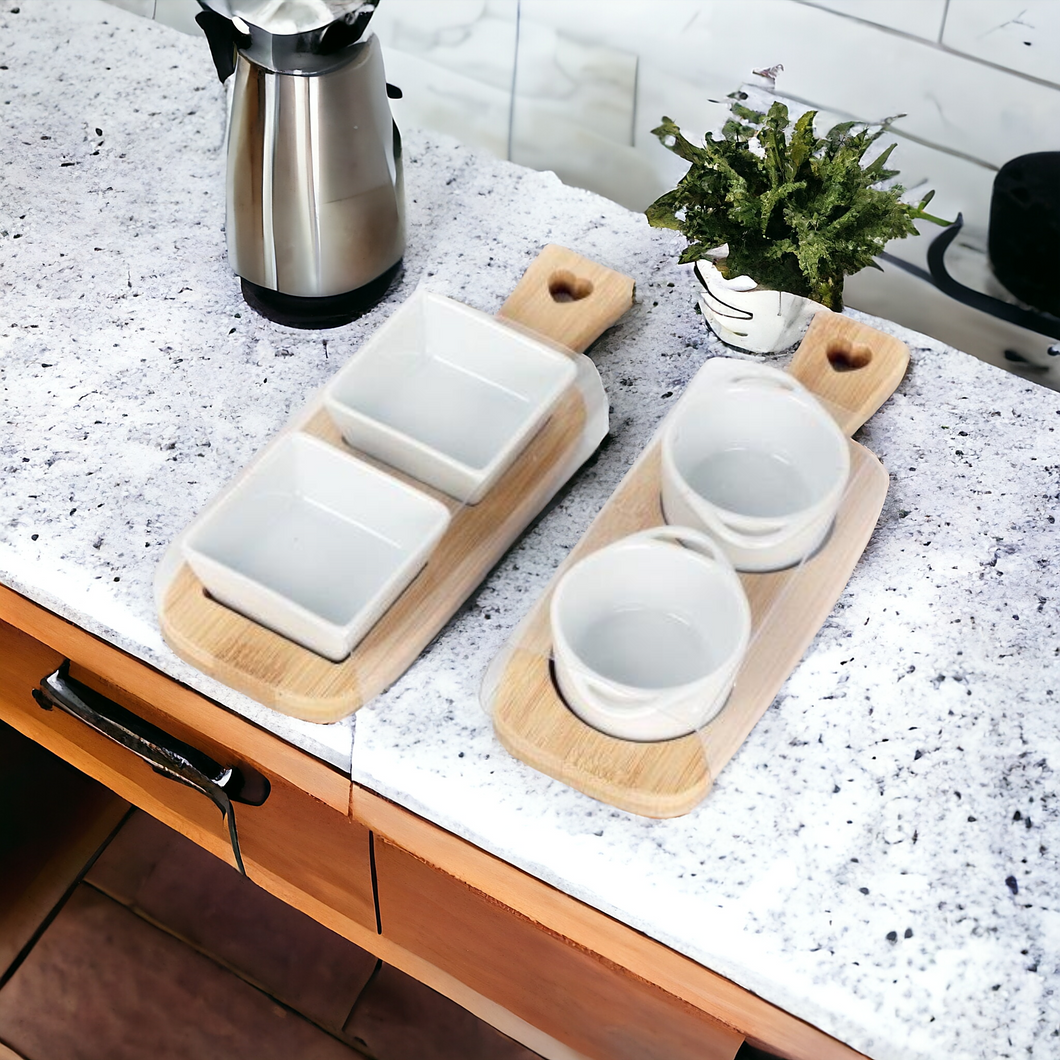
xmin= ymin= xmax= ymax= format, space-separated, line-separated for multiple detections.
xmin=497 ymin=244 xmax=635 ymax=355
xmin=787 ymin=311 xmax=910 ymax=436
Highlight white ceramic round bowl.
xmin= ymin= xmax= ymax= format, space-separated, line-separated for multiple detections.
xmin=550 ymin=526 xmax=751 ymax=742
xmin=694 ymin=259 xmax=826 ymax=354
xmin=661 ymin=359 xmax=850 ymax=572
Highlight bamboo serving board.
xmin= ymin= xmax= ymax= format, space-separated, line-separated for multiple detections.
xmin=158 ymin=246 xmax=635 ymax=723
xmin=487 ymin=312 xmax=909 ymax=817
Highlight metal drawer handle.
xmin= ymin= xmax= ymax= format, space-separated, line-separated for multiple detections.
xmin=32 ymin=661 xmax=269 ymax=876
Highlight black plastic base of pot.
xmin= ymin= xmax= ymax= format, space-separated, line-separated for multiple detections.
xmin=240 ymin=261 xmax=403 ymax=329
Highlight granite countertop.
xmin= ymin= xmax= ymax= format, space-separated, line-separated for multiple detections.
xmin=3 ymin=4 xmax=1060 ymax=1060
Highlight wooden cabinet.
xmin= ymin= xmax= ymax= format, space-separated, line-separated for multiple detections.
xmin=374 ymin=835 xmax=743 ymax=1060
xmin=0 ymin=585 xmax=868 ymax=1060
xmin=0 ymin=589 xmax=375 ymax=943
xmin=355 ymin=788 xmax=868 ymax=1060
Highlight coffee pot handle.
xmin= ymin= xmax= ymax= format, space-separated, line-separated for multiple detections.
xmin=195 ymin=6 xmax=249 ymax=83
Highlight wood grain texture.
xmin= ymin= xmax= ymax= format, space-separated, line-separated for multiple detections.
xmin=159 ymin=245 xmax=633 ymax=724
xmin=491 ymin=444 xmax=887 ymax=816
xmin=787 ymin=311 xmax=910 ymax=436
xmin=161 ymin=387 xmax=585 ymax=723
xmin=0 ymin=722 xmax=129 ymax=985
xmin=374 ymin=836 xmax=744 ymax=1060
xmin=0 ymin=618 xmax=572 ymax=1060
xmin=0 ymin=619 xmax=377 ymax=936
xmin=352 ymin=785 xmax=870 ymax=1060
xmin=497 ymin=244 xmax=635 ymax=355
xmin=490 ymin=315 xmax=907 ymax=817
xmin=0 ymin=584 xmax=350 ymax=813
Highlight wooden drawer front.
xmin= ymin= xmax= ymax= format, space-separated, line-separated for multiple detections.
xmin=0 ymin=619 xmax=375 ymax=938
xmin=0 ymin=584 xmax=349 ymax=811
xmin=375 ymin=838 xmax=743 ymax=1060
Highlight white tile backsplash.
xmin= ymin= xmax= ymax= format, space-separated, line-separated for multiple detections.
xmin=510 ymin=107 xmax=660 ymax=212
xmin=109 ymin=0 xmax=1060 ymax=203
xmin=384 ymin=48 xmax=513 ymax=160
xmin=513 ymin=20 xmax=636 ymax=146
xmin=798 ymin=0 xmax=947 ymax=40
xmin=104 ymin=0 xmax=155 ymax=16
xmin=98 ymin=0 xmax=1060 ymax=381
xmin=372 ymin=0 xmax=517 ymax=92
xmin=942 ymin=0 xmax=1060 ymax=86
xmin=154 ymin=0 xmax=199 ymax=35
xmin=661 ymin=1 xmax=1060 ymax=173
xmin=508 ymin=18 xmax=642 ymax=207
xmin=367 ymin=0 xmax=519 ymax=160
xmin=629 ymin=63 xmax=727 ymax=200
xmin=514 ymin=1 xmax=1060 ymax=205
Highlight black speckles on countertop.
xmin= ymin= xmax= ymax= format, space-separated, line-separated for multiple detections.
xmin=0 ymin=0 xmax=362 ymax=769
xmin=349 ymin=210 xmax=1060 ymax=1060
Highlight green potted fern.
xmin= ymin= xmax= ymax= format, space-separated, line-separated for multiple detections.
xmin=647 ymin=88 xmax=949 ymax=352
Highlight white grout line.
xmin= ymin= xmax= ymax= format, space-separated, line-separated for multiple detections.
xmin=757 ymin=84 xmax=1001 ymax=172
xmin=792 ymin=0 xmax=1060 ymax=91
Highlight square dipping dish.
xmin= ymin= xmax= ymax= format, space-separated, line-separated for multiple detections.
xmin=324 ymin=289 xmax=578 ymax=503
xmin=183 ymin=434 xmax=451 ymax=662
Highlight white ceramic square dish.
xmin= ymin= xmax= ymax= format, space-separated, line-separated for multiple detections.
xmin=183 ymin=433 xmax=451 ymax=662
xmin=323 ymin=289 xmax=578 ymax=503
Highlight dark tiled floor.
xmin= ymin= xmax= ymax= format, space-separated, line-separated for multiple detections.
xmin=0 ymin=885 xmax=360 ymax=1060
xmin=86 ymin=812 xmax=377 ymax=1033
xmin=0 ymin=809 xmax=542 ymax=1060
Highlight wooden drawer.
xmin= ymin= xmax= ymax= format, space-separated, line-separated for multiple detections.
xmin=374 ymin=835 xmax=744 ymax=1060
xmin=0 ymin=605 xmax=375 ymax=942
xmin=357 ymin=787 xmax=869 ymax=1060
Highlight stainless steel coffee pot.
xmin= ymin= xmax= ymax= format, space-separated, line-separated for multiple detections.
xmin=196 ymin=1 xmax=404 ymax=328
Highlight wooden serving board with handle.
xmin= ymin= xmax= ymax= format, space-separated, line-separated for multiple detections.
xmin=159 ymin=246 xmax=635 ymax=723
xmin=489 ymin=312 xmax=909 ymax=817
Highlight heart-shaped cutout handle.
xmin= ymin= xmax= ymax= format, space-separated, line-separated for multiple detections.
xmin=548 ymin=269 xmax=594 ymax=303
xmin=787 ymin=313 xmax=910 ymax=436
xmin=496 ymin=244 xmax=634 ymax=355
xmin=827 ymin=342 xmax=873 ymax=372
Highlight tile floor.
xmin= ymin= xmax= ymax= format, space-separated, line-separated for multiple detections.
xmin=0 ymin=809 xmax=540 ymax=1060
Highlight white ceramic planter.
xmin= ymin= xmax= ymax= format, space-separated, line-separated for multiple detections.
xmin=694 ymin=258 xmax=828 ymax=354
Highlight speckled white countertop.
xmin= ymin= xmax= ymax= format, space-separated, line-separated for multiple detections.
xmin=3 ymin=4 xmax=1059 ymax=1059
